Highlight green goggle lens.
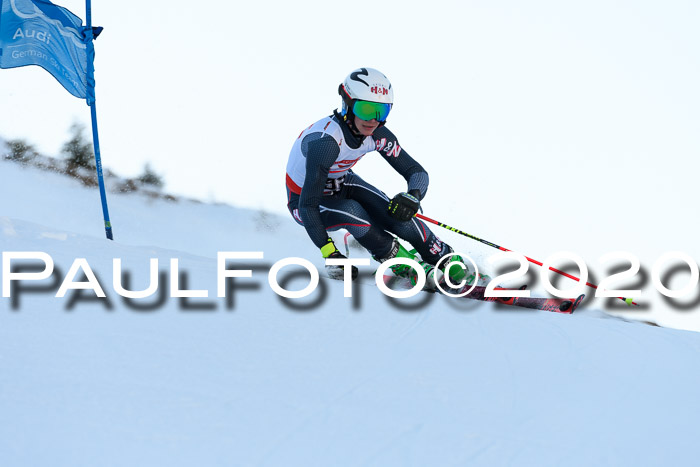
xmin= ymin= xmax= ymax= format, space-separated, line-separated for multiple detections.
xmin=352 ymin=100 xmax=392 ymax=122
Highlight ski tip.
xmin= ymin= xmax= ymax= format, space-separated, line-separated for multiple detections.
xmin=570 ymin=294 xmax=585 ymax=313
xmin=558 ymin=294 xmax=586 ymax=314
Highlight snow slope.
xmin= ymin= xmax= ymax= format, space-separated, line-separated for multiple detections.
xmin=2 ymin=159 xmax=700 ymax=466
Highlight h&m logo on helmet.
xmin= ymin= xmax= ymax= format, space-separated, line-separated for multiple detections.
xmin=371 ymin=86 xmax=389 ymax=95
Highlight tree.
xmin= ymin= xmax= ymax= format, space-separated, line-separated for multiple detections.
xmin=137 ymin=163 xmax=164 ymax=189
xmin=4 ymin=139 xmax=38 ymax=163
xmin=62 ymin=123 xmax=94 ymax=172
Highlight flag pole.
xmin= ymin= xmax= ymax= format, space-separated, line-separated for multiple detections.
xmin=85 ymin=0 xmax=113 ymax=240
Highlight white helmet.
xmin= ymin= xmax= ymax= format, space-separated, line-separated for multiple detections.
xmin=338 ymin=67 xmax=393 ymax=123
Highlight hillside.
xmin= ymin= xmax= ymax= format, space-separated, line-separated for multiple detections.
xmin=2 ymin=156 xmax=700 ymax=466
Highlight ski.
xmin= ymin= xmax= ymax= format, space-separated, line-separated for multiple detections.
xmin=511 ymin=294 xmax=584 ymax=314
xmin=438 ymin=280 xmax=584 ymax=314
xmin=382 ymin=274 xmax=584 ymax=314
xmin=462 ymin=284 xmax=583 ymax=313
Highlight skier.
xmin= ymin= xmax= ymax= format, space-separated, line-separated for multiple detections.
xmin=285 ymin=67 xmax=468 ymax=288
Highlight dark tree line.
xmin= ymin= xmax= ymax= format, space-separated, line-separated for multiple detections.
xmin=2 ymin=123 xmax=164 ymax=189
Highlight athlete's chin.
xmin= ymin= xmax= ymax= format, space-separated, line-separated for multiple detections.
xmin=359 ymin=125 xmax=378 ymax=136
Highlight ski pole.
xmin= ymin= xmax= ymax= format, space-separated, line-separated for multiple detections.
xmin=415 ymin=213 xmax=639 ymax=306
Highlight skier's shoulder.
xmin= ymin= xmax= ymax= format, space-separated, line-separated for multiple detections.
xmin=302 ymin=114 xmax=344 ymax=142
xmin=296 ymin=115 xmax=343 ymax=163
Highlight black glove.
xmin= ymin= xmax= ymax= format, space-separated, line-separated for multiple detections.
xmin=388 ymin=190 xmax=421 ymax=221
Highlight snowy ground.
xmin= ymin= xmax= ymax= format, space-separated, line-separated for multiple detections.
xmin=2 ymin=158 xmax=700 ymax=466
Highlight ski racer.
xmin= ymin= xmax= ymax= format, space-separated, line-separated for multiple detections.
xmin=285 ymin=67 xmax=468 ymax=288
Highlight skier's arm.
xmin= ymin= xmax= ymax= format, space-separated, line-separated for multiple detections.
xmin=372 ymin=126 xmax=429 ymax=200
xmin=298 ymin=133 xmax=340 ymax=249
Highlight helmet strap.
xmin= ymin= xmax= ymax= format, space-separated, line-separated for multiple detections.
xmin=345 ymin=112 xmax=363 ymax=138
xmin=338 ymin=84 xmax=362 ymax=136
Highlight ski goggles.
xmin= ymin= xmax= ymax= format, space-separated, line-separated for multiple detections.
xmin=352 ymin=100 xmax=392 ymax=122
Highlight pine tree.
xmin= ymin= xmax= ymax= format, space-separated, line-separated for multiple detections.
xmin=5 ymin=139 xmax=38 ymax=162
xmin=62 ymin=123 xmax=94 ymax=173
xmin=137 ymin=163 xmax=164 ymax=189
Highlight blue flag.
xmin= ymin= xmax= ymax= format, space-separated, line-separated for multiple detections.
xmin=0 ymin=0 xmax=91 ymax=99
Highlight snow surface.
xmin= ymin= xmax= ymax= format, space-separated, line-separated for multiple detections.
xmin=2 ymin=159 xmax=700 ymax=466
